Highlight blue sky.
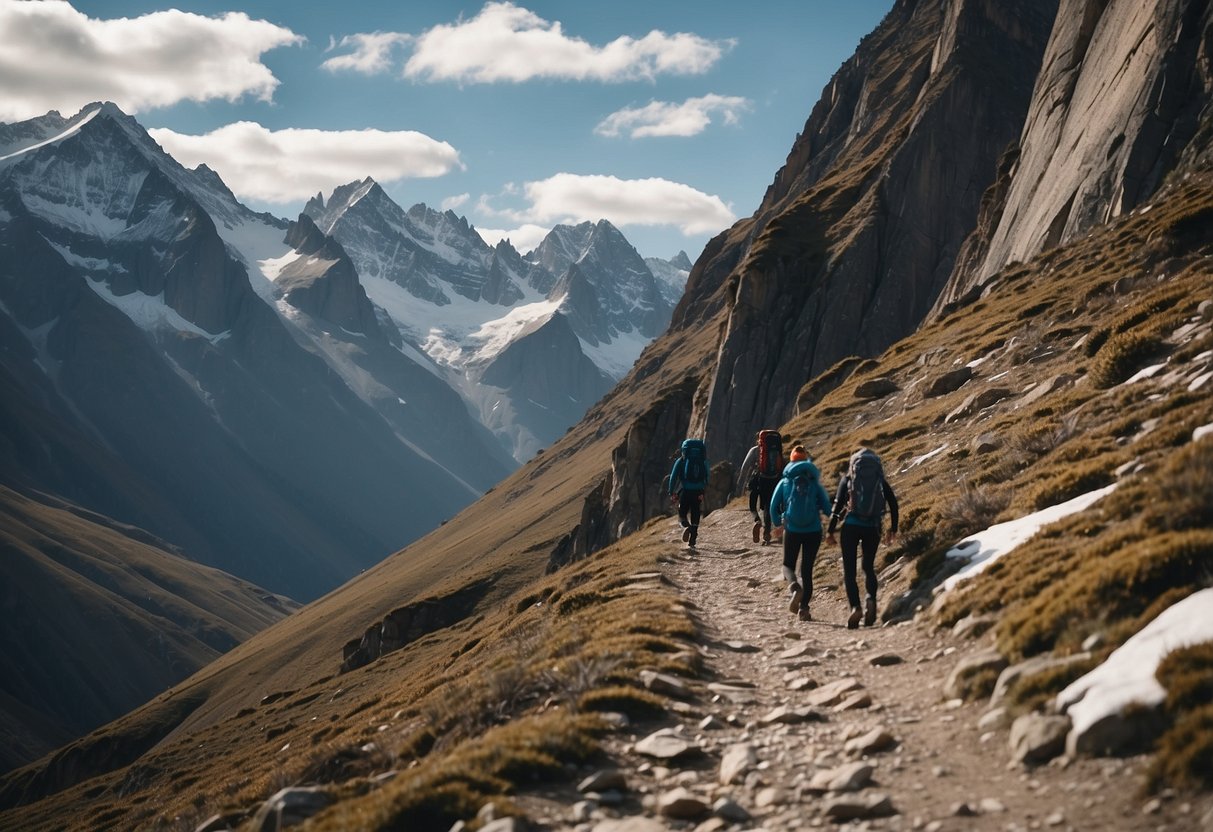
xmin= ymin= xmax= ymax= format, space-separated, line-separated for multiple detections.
xmin=1 ymin=1 xmax=893 ymax=258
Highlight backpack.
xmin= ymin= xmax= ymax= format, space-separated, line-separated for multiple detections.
xmin=756 ymin=430 xmax=783 ymax=479
xmin=680 ymin=439 xmax=708 ymax=490
xmin=783 ymin=462 xmax=821 ymax=528
xmin=847 ymin=448 xmax=886 ymax=522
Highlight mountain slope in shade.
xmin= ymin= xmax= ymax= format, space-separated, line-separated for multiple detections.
xmin=0 ymin=103 xmax=496 ymax=600
xmin=0 ymin=485 xmax=295 ymax=773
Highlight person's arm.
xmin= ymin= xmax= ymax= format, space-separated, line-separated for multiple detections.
xmin=816 ymin=481 xmax=832 ymax=517
xmin=737 ymin=446 xmax=758 ymax=490
xmin=882 ymin=479 xmax=899 ymax=540
xmin=668 ymin=459 xmax=682 ymax=496
xmin=827 ymin=476 xmax=849 ymax=536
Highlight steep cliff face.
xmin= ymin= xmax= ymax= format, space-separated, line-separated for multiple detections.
xmin=685 ymin=0 xmax=1056 ymax=459
xmin=938 ymin=0 xmax=1213 ymax=306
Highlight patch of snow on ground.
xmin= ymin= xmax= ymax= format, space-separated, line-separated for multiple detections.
xmin=941 ymin=484 xmax=1119 ymax=591
xmin=1122 ymin=362 xmax=1168 ymax=385
xmin=1056 ymin=587 xmax=1213 ymax=738
xmin=1194 ymin=423 xmax=1213 ymax=443
xmin=966 ymin=355 xmax=989 ymax=368
xmin=47 ymin=242 xmax=127 ymax=273
xmin=1188 ymin=370 xmax=1213 ymax=392
xmin=901 ymin=444 xmax=948 ymax=472
xmin=86 ymin=279 xmax=228 ymax=342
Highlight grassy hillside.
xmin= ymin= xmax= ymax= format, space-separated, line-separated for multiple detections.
xmin=0 ymin=486 xmax=297 ymax=773
xmin=3 ymin=159 xmax=1210 ymax=831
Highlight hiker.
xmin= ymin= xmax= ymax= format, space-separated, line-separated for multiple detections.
xmin=769 ymin=445 xmax=831 ymax=621
xmin=668 ymin=438 xmax=709 ymax=547
xmin=826 ymin=447 xmax=899 ymax=629
xmin=737 ymin=429 xmax=785 ymax=544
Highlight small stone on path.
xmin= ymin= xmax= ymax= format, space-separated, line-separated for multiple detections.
xmin=635 ymin=730 xmax=693 ymax=760
xmin=719 ymin=743 xmax=757 ymax=785
xmin=657 ymin=788 xmax=709 ymax=820
xmin=844 ymin=727 xmax=897 ymax=755
xmin=806 ymin=677 xmax=863 ymax=707
xmin=712 ymin=797 xmax=751 ymax=823
xmin=822 ymin=793 xmax=896 ymax=821
xmin=578 ymin=770 xmax=627 ymax=793
xmin=640 ymin=670 xmax=692 ymax=699
xmin=808 ymin=761 xmax=874 ymax=793
xmin=869 ymin=653 xmax=904 ymax=666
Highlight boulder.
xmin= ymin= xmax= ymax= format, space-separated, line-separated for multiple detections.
xmin=990 ymin=652 xmax=1092 ymax=707
xmin=808 ymin=761 xmax=874 ymax=793
xmin=578 ymin=770 xmax=627 ymax=793
xmin=854 ymin=377 xmax=900 ymax=399
xmin=639 ymin=670 xmax=692 ymax=699
xmin=719 ymin=743 xmax=758 ymax=785
xmin=1009 ymin=713 xmax=1070 ymax=765
xmin=635 ymin=730 xmax=693 ymax=760
xmin=657 ymin=788 xmax=709 ymax=820
xmin=823 ymin=793 xmax=896 ymax=821
xmin=925 ymin=367 xmax=973 ymax=397
xmin=943 ymin=648 xmax=1008 ymax=701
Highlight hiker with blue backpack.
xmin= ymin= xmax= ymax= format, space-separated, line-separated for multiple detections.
xmin=769 ymin=445 xmax=832 ymax=621
xmin=737 ymin=429 xmax=785 ymax=544
xmin=826 ymin=448 xmax=900 ymax=629
xmin=669 ymin=438 xmax=709 ymax=547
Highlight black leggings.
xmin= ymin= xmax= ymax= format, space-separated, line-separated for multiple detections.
xmin=678 ymin=490 xmax=702 ymax=530
xmin=840 ymin=523 xmax=880 ymax=607
xmin=749 ymin=477 xmax=778 ymax=531
xmin=783 ymin=530 xmax=822 ymax=602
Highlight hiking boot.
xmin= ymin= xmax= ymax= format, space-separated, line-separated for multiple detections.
xmin=864 ymin=595 xmax=878 ymax=627
xmin=682 ymin=526 xmax=691 ymax=543
xmin=798 ymin=606 xmax=812 ymax=622
xmin=847 ymin=606 xmax=862 ymax=630
xmin=688 ymin=532 xmax=697 ymax=548
xmin=788 ymin=583 xmax=802 ymax=614
xmin=752 ymin=519 xmax=762 ymax=543
xmin=762 ymin=528 xmax=772 ymax=545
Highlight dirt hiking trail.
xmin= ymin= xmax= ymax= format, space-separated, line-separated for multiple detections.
xmin=512 ymin=508 xmax=1211 ymax=831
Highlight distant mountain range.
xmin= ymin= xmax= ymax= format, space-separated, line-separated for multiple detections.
xmin=0 ymin=102 xmax=686 ymax=766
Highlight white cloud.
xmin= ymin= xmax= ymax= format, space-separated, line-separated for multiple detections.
xmin=596 ymin=94 xmax=751 ymax=138
xmin=0 ymin=1 xmax=302 ymax=121
xmin=441 ymin=193 xmax=471 ymax=211
xmin=325 ymin=2 xmax=731 ymax=84
xmin=322 ymin=31 xmax=411 ymax=75
xmin=148 ymin=123 xmax=463 ymax=204
xmin=482 ymin=173 xmax=734 ymax=236
xmin=475 ymin=224 xmax=550 ymax=254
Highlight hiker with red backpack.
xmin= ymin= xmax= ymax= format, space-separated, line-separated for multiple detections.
xmin=737 ymin=429 xmax=785 ymax=544
xmin=669 ymin=438 xmax=709 ymax=548
xmin=826 ymin=448 xmax=900 ymax=629
xmin=770 ymin=445 xmax=832 ymax=621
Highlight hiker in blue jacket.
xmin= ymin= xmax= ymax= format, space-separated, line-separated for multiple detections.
xmin=668 ymin=438 xmax=708 ymax=547
xmin=769 ymin=445 xmax=832 ymax=621
xmin=827 ymin=447 xmax=899 ymax=629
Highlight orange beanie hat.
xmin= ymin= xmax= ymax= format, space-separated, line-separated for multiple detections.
xmin=789 ymin=445 xmax=808 ymax=461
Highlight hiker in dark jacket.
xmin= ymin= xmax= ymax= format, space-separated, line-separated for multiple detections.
xmin=826 ymin=448 xmax=899 ymax=629
xmin=769 ymin=445 xmax=831 ymax=621
xmin=737 ymin=430 xmax=784 ymax=544
xmin=668 ymin=440 xmax=708 ymax=547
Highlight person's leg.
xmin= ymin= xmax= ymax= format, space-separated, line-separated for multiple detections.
xmin=783 ymin=531 xmax=803 ymax=611
xmin=800 ymin=531 xmax=822 ymax=605
xmin=840 ymin=524 xmax=862 ymax=627
xmin=759 ymin=479 xmax=777 ymax=542
xmin=687 ymin=491 xmax=702 ymax=544
xmin=860 ymin=525 xmax=881 ymax=625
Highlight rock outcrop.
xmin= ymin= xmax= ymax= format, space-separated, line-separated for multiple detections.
xmin=687 ymin=0 xmax=1058 ymax=457
xmin=937 ymin=0 xmax=1213 ymax=307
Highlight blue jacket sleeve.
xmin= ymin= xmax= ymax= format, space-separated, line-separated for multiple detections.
xmin=770 ymin=480 xmax=786 ymax=526
xmin=668 ymin=459 xmax=683 ymax=495
xmin=816 ymin=482 xmax=831 ymax=516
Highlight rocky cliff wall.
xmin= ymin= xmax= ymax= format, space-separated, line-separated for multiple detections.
xmin=938 ymin=0 xmax=1213 ymax=307
xmin=690 ymin=0 xmax=1057 ymax=457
